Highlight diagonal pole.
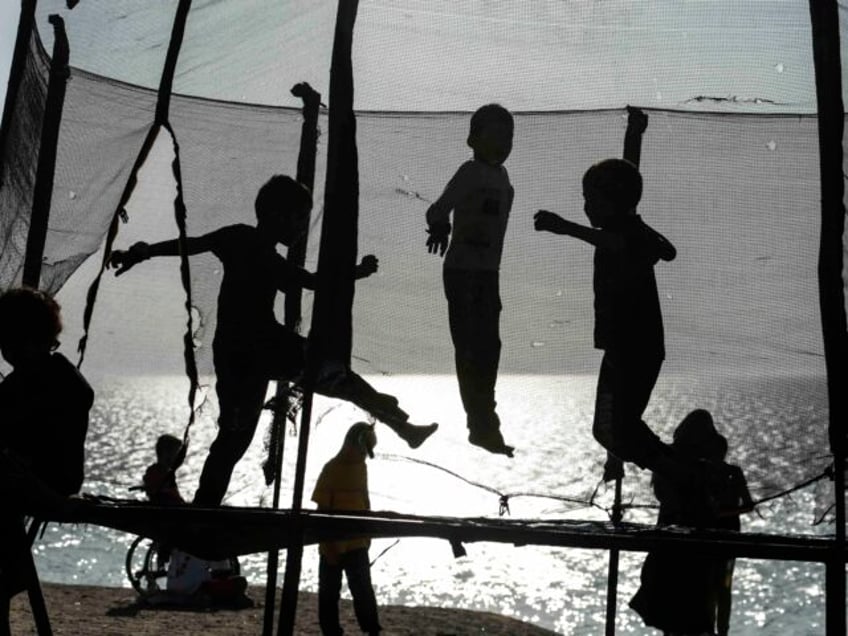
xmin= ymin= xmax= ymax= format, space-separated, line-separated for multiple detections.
xmin=22 ymin=14 xmax=69 ymax=290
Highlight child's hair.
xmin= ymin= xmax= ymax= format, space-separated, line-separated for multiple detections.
xmin=254 ymin=175 xmax=312 ymax=224
xmin=673 ymin=408 xmax=726 ymax=459
xmin=0 ymin=287 xmax=62 ymax=351
xmin=155 ymin=434 xmax=183 ymax=461
xmin=583 ymin=158 xmax=643 ymax=212
xmin=469 ymin=103 xmax=514 ymax=139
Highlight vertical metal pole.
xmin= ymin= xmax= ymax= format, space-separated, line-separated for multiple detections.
xmin=808 ymin=2 xmax=847 ymax=634
xmin=276 ymin=389 xmax=314 ymax=636
xmin=262 ymin=83 xmax=321 ymax=636
xmin=604 ymin=478 xmax=623 ymax=636
xmin=603 ymin=106 xmax=649 ymax=636
xmin=9 ymin=7 xmax=65 ymax=631
xmin=24 ymin=520 xmax=52 ymax=635
xmin=22 ymin=14 xmax=69 ymax=289
xmin=277 ymin=0 xmax=360 ymax=630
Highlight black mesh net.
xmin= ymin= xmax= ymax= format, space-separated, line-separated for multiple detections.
xmin=0 ymin=3 xmax=847 ymax=630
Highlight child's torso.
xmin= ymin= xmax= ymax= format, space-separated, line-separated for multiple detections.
xmin=592 ymin=216 xmax=665 ymax=354
xmin=445 ymin=160 xmax=513 ymax=271
xmin=210 ymin=224 xmax=290 ymax=342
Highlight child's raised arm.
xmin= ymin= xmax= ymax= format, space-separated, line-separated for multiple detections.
xmin=108 ymin=235 xmax=216 ymax=276
xmin=534 ymin=210 xmax=623 ymax=251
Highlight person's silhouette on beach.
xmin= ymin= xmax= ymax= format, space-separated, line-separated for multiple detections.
xmin=701 ymin=414 xmax=753 ymax=636
xmin=534 ymin=158 xmax=679 ymax=481
xmin=142 ymin=433 xmax=187 ymax=506
xmin=0 ymin=288 xmax=93 ymax=631
xmin=110 ymin=175 xmax=436 ymax=506
xmin=426 ymin=103 xmax=515 ymax=457
xmin=311 ymin=422 xmax=382 ymax=635
xmin=630 ymin=408 xmax=754 ymax=636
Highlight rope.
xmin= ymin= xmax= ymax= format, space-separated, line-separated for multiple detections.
xmin=378 ymin=453 xmax=609 ymax=517
xmin=369 ymin=539 xmax=400 ymax=567
xmin=378 ymin=453 xmax=833 ymax=524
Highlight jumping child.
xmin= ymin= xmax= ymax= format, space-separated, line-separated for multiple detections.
xmin=110 ymin=175 xmax=436 ymax=506
xmin=534 ymin=158 xmax=678 ymax=481
xmin=425 ymin=103 xmax=515 ymax=456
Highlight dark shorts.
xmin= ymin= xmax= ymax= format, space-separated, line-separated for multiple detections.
xmin=213 ymin=325 xmax=305 ymax=407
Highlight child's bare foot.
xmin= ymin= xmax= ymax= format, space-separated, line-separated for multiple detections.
xmin=398 ymin=422 xmax=439 ymax=449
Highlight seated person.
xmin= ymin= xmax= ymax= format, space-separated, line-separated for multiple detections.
xmin=0 ymin=287 xmax=93 ymax=631
xmin=143 ymin=434 xmax=186 ymax=506
xmin=140 ymin=434 xmax=247 ymax=605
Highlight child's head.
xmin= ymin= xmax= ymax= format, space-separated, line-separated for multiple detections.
xmin=155 ymin=434 xmax=183 ymax=466
xmin=467 ymin=103 xmax=514 ymax=166
xmin=673 ymin=409 xmax=726 ymax=460
xmin=582 ymin=158 xmax=642 ymax=227
xmin=254 ymin=175 xmax=313 ymax=246
xmin=343 ymin=421 xmax=377 ymax=459
xmin=0 ymin=287 xmax=62 ymax=367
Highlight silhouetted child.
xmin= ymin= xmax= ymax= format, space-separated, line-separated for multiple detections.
xmin=0 ymin=287 xmax=93 ymax=630
xmin=141 ymin=433 xmax=185 ymax=580
xmin=110 ymin=175 xmax=436 ymax=506
xmin=534 ymin=158 xmax=677 ymax=480
xmin=139 ymin=435 xmax=247 ymax=604
xmin=312 ymin=422 xmax=382 ymax=635
xmin=143 ymin=433 xmax=186 ymax=506
xmin=630 ymin=409 xmax=753 ymax=636
xmin=426 ymin=103 xmax=515 ymax=456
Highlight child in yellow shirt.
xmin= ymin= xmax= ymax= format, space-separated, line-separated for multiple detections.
xmin=312 ymin=422 xmax=382 ymax=635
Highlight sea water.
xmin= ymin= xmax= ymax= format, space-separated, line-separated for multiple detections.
xmin=31 ymin=372 xmax=833 ymax=635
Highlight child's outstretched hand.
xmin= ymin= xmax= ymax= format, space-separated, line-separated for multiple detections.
xmin=426 ymin=222 xmax=450 ymax=257
xmin=108 ymin=241 xmax=150 ymax=276
xmin=534 ymin=210 xmax=567 ymax=234
xmin=357 ymin=254 xmax=379 ymax=278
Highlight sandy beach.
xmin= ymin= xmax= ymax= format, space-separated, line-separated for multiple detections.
xmin=10 ymin=583 xmax=561 ymax=635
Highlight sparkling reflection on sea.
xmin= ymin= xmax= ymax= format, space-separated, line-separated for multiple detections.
xmin=34 ymin=373 xmax=833 ymax=635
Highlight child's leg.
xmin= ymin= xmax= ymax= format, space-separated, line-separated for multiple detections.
xmin=444 ymin=270 xmax=502 ymax=425
xmin=318 ymin=555 xmax=345 ymax=636
xmin=593 ymin=352 xmax=670 ymax=471
xmin=342 ymin=549 xmax=382 ymax=634
xmin=194 ymin=353 xmax=267 ymax=506
xmin=716 ymin=558 xmax=735 ymax=636
xmin=264 ymin=325 xmax=307 ymax=381
xmin=302 ymin=322 xmax=437 ymax=448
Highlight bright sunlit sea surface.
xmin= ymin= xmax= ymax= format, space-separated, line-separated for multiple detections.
xmin=33 ymin=373 xmax=833 ymax=635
